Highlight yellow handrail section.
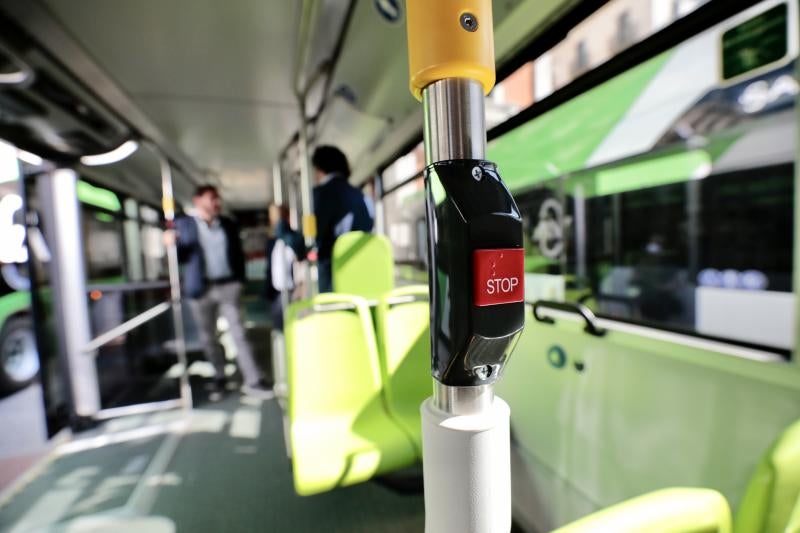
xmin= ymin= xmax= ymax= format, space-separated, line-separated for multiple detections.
xmin=405 ymin=0 xmax=495 ymax=99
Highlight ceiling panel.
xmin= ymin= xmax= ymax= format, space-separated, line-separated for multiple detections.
xmin=39 ymin=0 xmax=304 ymax=207
xmin=0 ymin=0 xmax=582 ymax=208
xmin=43 ymin=0 xmax=301 ymax=103
xmin=322 ymin=0 xmax=581 ymax=183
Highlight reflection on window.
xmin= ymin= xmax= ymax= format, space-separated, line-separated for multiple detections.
xmin=382 ymin=143 xmax=424 ymax=190
xmin=493 ymin=0 xmax=710 ymax=108
xmin=382 ymin=177 xmax=427 ymax=284
xmin=615 ymin=11 xmax=634 ymax=51
xmin=494 ymin=0 xmax=793 ymax=355
xmin=141 ymin=225 xmax=166 ymax=281
xmin=574 ymin=40 xmax=590 ymax=75
xmin=570 ymin=166 xmax=793 ymax=350
xmin=83 ymin=208 xmax=124 ymax=280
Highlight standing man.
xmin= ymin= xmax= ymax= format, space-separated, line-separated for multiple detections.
xmin=312 ymin=146 xmax=374 ymax=292
xmin=166 ymin=185 xmax=269 ymax=398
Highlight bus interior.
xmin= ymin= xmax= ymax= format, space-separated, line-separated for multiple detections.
xmin=0 ymin=1 xmax=799 ymax=532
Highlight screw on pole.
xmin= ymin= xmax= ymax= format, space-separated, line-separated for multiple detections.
xmin=460 ymin=12 xmax=478 ymax=32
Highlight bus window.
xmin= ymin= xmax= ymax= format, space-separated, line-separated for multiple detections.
xmin=722 ymin=3 xmax=788 ymax=80
xmin=140 ymin=204 xmax=166 ymax=281
xmin=492 ymin=0 xmax=797 ymax=354
xmin=383 ymin=175 xmax=427 ymax=284
xmin=565 ymin=164 xmax=794 ymax=351
xmin=82 ymin=205 xmax=125 ymax=280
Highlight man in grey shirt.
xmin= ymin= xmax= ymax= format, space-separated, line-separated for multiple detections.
xmin=166 ymin=185 xmax=270 ymax=399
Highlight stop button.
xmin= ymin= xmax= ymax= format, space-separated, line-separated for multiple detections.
xmin=473 ymin=248 xmax=524 ymax=307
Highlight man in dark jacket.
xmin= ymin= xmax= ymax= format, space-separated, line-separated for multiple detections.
xmin=312 ymin=146 xmax=374 ymax=292
xmin=166 ymin=185 xmax=268 ymax=398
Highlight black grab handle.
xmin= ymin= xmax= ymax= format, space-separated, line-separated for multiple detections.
xmin=532 ymin=300 xmax=607 ymax=337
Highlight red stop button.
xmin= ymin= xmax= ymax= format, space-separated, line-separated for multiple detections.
xmin=473 ymin=248 xmax=525 ymax=307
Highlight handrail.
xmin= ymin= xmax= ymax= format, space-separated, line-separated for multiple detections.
xmin=532 ymin=300 xmax=607 ymax=337
xmin=83 ymin=301 xmax=171 ymax=354
xmin=386 ymin=293 xmax=428 ymax=306
xmin=578 ymin=291 xmax=636 ymax=313
xmin=86 ymin=280 xmax=171 ymax=293
xmin=297 ymin=301 xmax=358 ymax=319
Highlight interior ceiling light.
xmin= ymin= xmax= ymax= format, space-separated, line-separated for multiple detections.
xmin=0 ymin=71 xmax=30 ymax=85
xmin=80 ymin=140 xmax=139 ymax=166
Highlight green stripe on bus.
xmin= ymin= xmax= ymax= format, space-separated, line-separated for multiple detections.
xmin=77 ymin=180 xmax=121 ymax=212
xmin=0 ymin=291 xmax=30 ymax=329
xmin=489 ymin=51 xmax=672 ymax=192
xmin=594 ymin=149 xmax=712 ymax=196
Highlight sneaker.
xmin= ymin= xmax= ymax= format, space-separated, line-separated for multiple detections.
xmin=205 ymin=377 xmax=227 ymax=402
xmin=241 ymin=381 xmax=275 ymax=400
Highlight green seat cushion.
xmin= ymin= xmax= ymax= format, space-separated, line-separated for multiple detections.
xmin=735 ymin=419 xmax=800 ymax=533
xmin=332 ymin=232 xmax=394 ymax=299
xmin=285 ymin=293 xmax=416 ymax=496
xmin=375 ymin=285 xmax=431 ymax=456
xmin=554 ymin=488 xmax=732 ymax=533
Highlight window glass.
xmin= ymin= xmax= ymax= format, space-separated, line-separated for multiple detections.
xmin=82 ymin=207 xmax=125 ymax=280
xmin=382 ymin=142 xmax=424 ymax=190
xmin=382 ymin=177 xmax=427 ymax=284
xmin=500 ymin=1 xmax=796 ymax=353
xmin=141 ymin=224 xmax=166 ymax=281
xmin=722 ymin=3 xmax=788 ymax=80
xmin=487 ymin=0 xmax=710 ymax=121
xmin=562 ymin=165 xmax=794 ymax=351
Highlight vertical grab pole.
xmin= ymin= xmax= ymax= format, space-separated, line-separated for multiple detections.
xmin=157 ymin=153 xmax=193 ymax=410
xmin=38 ymin=169 xmax=100 ymax=422
xmin=406 ymin=2 xmax=525 ymax=532
xmin=297 ymin=102 xmax=317 ymax=297
xmin=272 ymin=160 xmax=284 ymax=206
xmin=271 ymin=159 xmax=290 ymax=401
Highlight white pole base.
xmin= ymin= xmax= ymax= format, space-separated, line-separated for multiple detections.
xmin=421 ymin=395 xmax=511 ymax=533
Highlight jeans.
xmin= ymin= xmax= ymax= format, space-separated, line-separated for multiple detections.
xmin=186 ymin=281 xmax=261 ymax=387
xmin=318 ymin=259 xmax=333 ymax=293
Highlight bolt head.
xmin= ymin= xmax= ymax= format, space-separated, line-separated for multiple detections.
xmin=471 ymin=166 xmax=482 ymax=180
xmin=460 ymin=12 xmax=478 ymax=32
xmin=474 ymin=364 xmax=493 ymax=380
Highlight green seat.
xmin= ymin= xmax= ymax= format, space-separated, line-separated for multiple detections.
xmin=553 ymin=488 xmax=732 ymax=533
xmin=375 ymin=285 xmax=431 ymax=456
xmin=552 ymin=419 xmax=800 ymax=532
xmin=332 ymin=231 xmax=394 ymax=299
xmin=285 ymin=293 xmax=417 ymax=496
xmin=734 ymin=419 xmax=800 ymax=533
xmin=786 ymin=494 xmax=800 ymax=533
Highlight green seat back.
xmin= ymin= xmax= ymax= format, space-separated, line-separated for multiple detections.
xmin=375 ymin=285 xmax=431 ymax=456
xmin=735 ymin=419 xmax=800 ymax=533
xmin=554 ymin=488 xmax=732 ymax=533
xmin=284 ymin=293 xmax=416 ymax=495
xmin=786 ymin=494 xmax=800 ymax=533
xmin=332 ymin=231 xmax=393 ymax=299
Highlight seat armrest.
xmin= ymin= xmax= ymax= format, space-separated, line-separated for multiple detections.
xmin=553 ymin=488 xmax=731 ymax=533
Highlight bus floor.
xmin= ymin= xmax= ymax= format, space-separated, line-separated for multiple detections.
xmin=0 ymin=390 xmax=426 ymax=532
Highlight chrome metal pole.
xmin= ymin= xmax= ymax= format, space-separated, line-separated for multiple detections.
xmin=422 ymin=78 xmax=493 ymax=415
xmin=158 ymin=154 xmax=193 ymax=410
xmin=38 ymin=169 xmax=100 ymax=419
xmin=422 ymin=78 xmax=486 ymax=166
xmin=297 ymin=102 xmax=317 ymax=296
xmin=272 ymin=161 xmax=284 ymax=205
xmin=374 ymin=173 xmax=386 ymax=236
